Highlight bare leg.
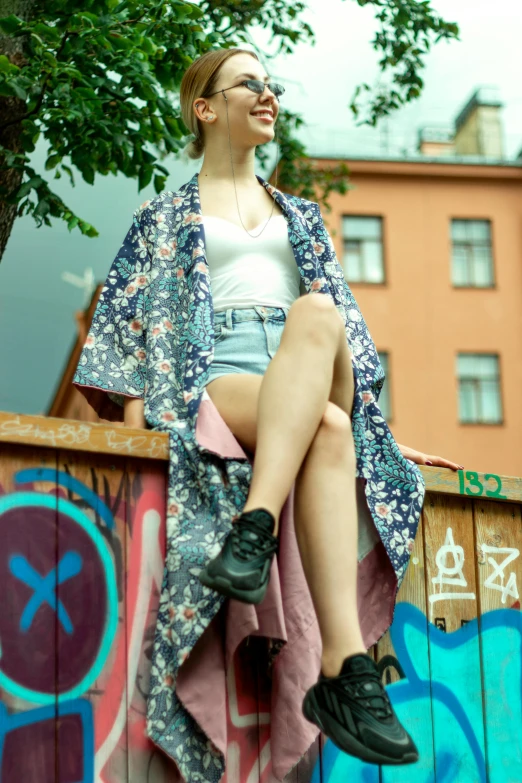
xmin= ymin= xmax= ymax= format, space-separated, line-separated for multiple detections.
xmin=294 ymin=411 xmax=366 ymax=676
xmin=242 ymin=294 xmax=354 ymax=532
xmin=241 ymin=294 xmax=363 ymax=673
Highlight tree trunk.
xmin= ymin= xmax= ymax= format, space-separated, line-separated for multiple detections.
xmin=0 ymin=0 xmax=37 ymax=261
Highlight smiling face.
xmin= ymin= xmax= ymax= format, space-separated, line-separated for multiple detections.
xmin=194 ymin=53 xmax=280 ymax=150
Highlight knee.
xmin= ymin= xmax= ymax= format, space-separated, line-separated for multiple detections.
xmin=314 ymin=402 xmax=355 ymax=461
xmin=287 ymin=293 xmax=343 ymax=344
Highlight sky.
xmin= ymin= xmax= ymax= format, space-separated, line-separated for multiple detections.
xmin=1 ymin=0 xmax=521 ymax=415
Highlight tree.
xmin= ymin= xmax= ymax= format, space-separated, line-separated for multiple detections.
xmin=0 ymin=0 xmax=459 ymax=261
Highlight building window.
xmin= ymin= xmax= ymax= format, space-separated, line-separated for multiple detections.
xmin=342 ymin=216 xmax=384 ymax=283
xmin=457 ymin=354 xmax=502 ymax=424
xmin=451 ymin=219 xmax=494 ymax=287
xmin=377 ymin=351 xmax=391 ymax=421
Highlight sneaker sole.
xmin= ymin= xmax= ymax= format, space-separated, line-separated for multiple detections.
xmin=302 ymin=688 xmax=419 ymax=766
xmin=198 ymin=568 xmax=268 ymax=605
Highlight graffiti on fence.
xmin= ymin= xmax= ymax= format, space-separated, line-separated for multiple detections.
xmin=481 ymin=544 xmax=519 ymax=604
xmin=0 ymin=699 xmax=94 ymax=783
xmin=0 ymin=465 xmax=167 ymax=782
xmin=429 ymin=526 xmax=476 ymax=617
xmin=313 ymin=602 xmax=522 ymax=783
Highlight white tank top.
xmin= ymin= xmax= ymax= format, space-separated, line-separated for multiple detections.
xmin=202 ymin=214 xmax=306 ymax=312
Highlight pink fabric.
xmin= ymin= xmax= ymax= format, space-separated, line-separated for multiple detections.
xmin=176 ymin=391 xmax=397 ymax=780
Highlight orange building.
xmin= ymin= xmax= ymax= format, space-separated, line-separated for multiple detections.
xmin=309 ymin=87 xmax=522 ymax=477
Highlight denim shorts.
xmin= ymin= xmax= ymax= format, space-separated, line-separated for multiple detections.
xmin=207 ymin=306 xmax=290 ymax=384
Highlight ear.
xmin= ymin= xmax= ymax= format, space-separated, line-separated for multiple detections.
xmin=194 ymin=100 xmax=204 ymax=121
xmin=194 ymin=100 xmax=215 ymax=123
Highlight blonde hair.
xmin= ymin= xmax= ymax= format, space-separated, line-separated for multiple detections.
xmin=180 ymin=48 xmax=260 ymax=160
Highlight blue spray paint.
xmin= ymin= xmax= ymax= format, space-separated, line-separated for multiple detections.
xmin=0 ymin=698 xmax=94 ymax=782
xmin=10 ymin=551 xmax=83 ymax=634
xmin=313 ymin=602 xmax=522 ymax=782
xmin=0 ymin=492 xmax=117 ymax=704
xmin=15 ymin=468 xmax=115 ymax=530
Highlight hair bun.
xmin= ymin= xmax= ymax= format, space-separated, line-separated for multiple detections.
xmin=182 ymin=135 xmax=204 ymax=160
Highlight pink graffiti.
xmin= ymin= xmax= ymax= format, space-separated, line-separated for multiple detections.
xmin=94 ymin=472 xmax=166 ymax=782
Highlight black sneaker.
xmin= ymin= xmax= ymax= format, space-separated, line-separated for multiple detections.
xmin=198 ymin=508 xmax=278 ymax=604
xmin=302 ymin=653 xmax=419 ymax=766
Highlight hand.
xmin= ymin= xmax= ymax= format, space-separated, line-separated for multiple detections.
xmin=397 ymin=444 xmax=464 ymax=472
xmin=123 ymin=396 xmax=146 ymax=429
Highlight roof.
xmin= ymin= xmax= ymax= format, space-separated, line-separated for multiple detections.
xmin=308 ymin=152 xmax=521 ymax=168
xmin=46 ymin=284 xmax=103 ymax=417
xmin=454 ymin=86 xmax=503 ymax=132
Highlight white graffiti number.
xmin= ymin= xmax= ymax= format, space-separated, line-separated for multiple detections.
xmin=481 ymin=545 xmax=519 ymax=604
xmin=429 ymin=527 xmax=476 ymax=614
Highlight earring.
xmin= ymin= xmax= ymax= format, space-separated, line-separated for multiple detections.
xmin=207 ymin=115 xmax=214 ymax=121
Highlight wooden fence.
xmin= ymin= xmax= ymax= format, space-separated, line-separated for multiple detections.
xmin=0 ymin=411 xmax=521 ymax=783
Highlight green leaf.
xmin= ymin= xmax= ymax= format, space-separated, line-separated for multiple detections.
xmin=45 ymin=154 xmax=62 ymax=170
xmin=165 ymin=116 xmax=182 ymax=138
xmin=0 ymin=14 xmax=23 ymax=35
xmin=32 ymin=22 xmax=61 ymax=44
xmin=10 ymin=80 xmax=27 ymax=101
xmin=81 ymin=165 xmax=95 ymax=185
xmin=108 ymin=33 xmax=133 ymax=50
xmin=0 ymin=55 xmax=18 ymax=73
xmin=140 ymin=37 xmax=156 ymax=56
xmin=138 ymin=165 xmax=153 ymax=191
xmin=42 ymin=51 xmax=58 ymax=68
xmin=81 ymin=222 xmax=99 ymax=238
xmin=154 ymin=174 xmax=166 ymax=192
xmin=61 ymin=165 xmax=76 ymax=186
xmin=16 ymin=176 xmax=44 ymax=199
xmin=75 ymin=87 xmax=98 ymax=100
xmin=34 ymin=199 xmax=50 ymax=218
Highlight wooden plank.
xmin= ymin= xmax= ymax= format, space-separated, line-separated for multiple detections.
xmin=1 ymin=414 xmax=522 ymax=507
xmin=474 ymin=499 xmax=522 ymax=613
xmin=375 ymin=506 xmax=435 ymax=781
xmin=55 ymin=447 xmax=128 ymax=783
xmin=423 ymin=493 xmax=487 ymax=782
xmin=283 ymin=736 xmax=321 ymax=782
xmin=0 ymin=445 xmax=58 ymax=783
xmin=224 ymin=636 xmax=269 ymax=783
xmin=376 ymin=514 xmax=428 ymax=682
xmin=419 ymin=465 xmax=522 ymax=505
xmin=0 ymin=411 xmax=169 ymax=461
xmin=474 ymin=498 xmax=522 ymax=782
xmin=124 ymin=459 xmax=169 ymax=782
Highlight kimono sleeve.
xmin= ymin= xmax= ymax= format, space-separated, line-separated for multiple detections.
xmin=310 ymin=202 xmax=386 ymax=403
xmin=72 ymin=209 xmax=151 ymax=422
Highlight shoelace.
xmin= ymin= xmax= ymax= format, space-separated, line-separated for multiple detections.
xmin=230 ymin=518 xmax=278 ymax=561
xmin=336 ymin=668 xmax=394 ymax=720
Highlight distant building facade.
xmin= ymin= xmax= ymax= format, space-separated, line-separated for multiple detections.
xmin=308 ymin=88 xmax=521 ymax=476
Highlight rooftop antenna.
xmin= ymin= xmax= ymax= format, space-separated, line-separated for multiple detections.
xmin=61 ymin=267 xmax=96 ymax=308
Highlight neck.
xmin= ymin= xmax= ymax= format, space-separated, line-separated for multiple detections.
xmin=198 ymin=141 xmax=259 ymax=187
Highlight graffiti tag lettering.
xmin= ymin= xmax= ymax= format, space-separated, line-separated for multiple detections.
xmin=481 ymin=545 xmax=519 ymax=604
xmin=429 ymin=527 xmax=476 ymax=616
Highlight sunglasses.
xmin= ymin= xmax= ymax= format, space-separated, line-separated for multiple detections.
xmin=206 ymin=79 xmax=285 ymax=100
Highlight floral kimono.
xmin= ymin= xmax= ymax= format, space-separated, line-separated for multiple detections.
xmin=73 ymin=171 xmax=426 ymax=781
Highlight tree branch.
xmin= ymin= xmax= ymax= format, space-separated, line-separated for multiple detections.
xmin=0 ymin=29 xmax=72 ymax=132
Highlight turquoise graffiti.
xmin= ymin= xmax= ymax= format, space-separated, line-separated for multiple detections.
xmin=312 ymin=602 xmax=522 ymax=782
xmin=0 ymin=489 xmax=118 ymax=703
xmin=0 ymin=468 xmax=119 ymax=782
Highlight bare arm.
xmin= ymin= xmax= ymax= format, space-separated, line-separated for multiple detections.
xmin=395 ymin=442 xmax=462 ymax=471
xmin=123 ymin=397 xmax=146 ymax=429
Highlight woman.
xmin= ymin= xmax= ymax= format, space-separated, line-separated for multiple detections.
xmin=74 ymin=47 xmax=463 ymax=780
